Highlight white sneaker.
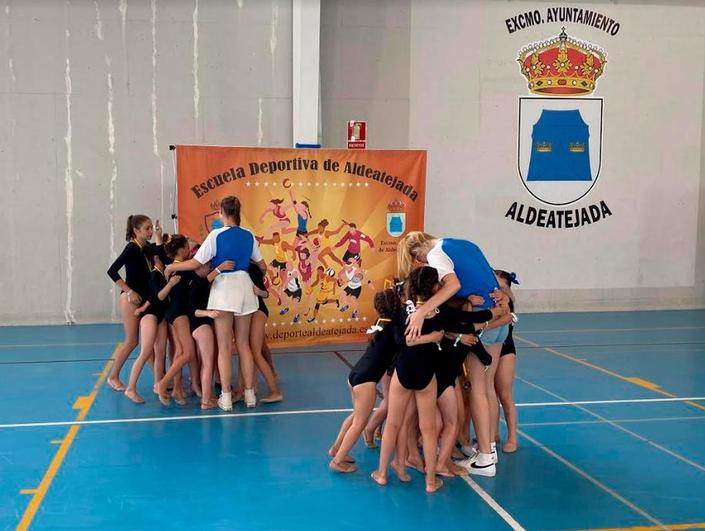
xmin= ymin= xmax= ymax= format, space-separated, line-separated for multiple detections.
xmin=460 ymin=444 xmax=478 ymax=458
xmin=244 ymin=388 xmax=256 ymax=408
xmin=217 ymin=392 xmax=233 ymax=412
xmin=491 ymin=443 xmax=499 ymax=465
xmin=457 ymin=453 xmax=497 ymax=477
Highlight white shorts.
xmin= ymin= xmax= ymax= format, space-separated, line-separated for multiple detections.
xmin=207 ymin=271 xmax=258 ymax=316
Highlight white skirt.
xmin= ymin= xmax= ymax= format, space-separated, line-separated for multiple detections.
xmin=207 ymin=271 xmax=258 ymax=316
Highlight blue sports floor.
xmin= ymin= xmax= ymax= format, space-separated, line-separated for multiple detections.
xmin=1 ymin=310 xmax=705 ymax=530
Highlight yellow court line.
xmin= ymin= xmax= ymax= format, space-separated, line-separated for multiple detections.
xmin=587 ymin=523 xmax=705 ymax=530
xmin=514 ymin=335 xmax=705 ymax=412
xmin=16 ymin=344 xmax=118 ymax=531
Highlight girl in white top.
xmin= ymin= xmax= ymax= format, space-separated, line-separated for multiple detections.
xmin=166 ymin=196 xmax=266 ymax=411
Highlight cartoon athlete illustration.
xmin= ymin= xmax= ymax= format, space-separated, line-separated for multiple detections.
xmin=256 ymin=232 xmax=297 ymax=304
xmin=286 ymin=189 xmax=312 ymax=236
xmin=279 ymin=263 xmax=306 ymax=324
xmin=307 ymin=266 xmax=340 ymax=323
xmin=259 ymin=198 xmax=291 ymax=238
xmin=307 ymin=219 xmax=346 ymax=268
xmin=338 ymin=254 xmax=374 ymax=320
xmin=334 ymin=221 xmax=374 ymax=264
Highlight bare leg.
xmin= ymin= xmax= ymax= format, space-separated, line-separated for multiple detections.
xmin=250 ymin=311 xmax=282 ymax=402
xmin=157 ymin=317 xmax=196 ymax=405
xmin=330 ymin=383 xmax=377 ymax=472
xmin=416 ymin=378 xmax=442 ymax=492
xmin=484 ymin=343 xmax=503 ymax=446
xmin=153 ymin=320 xmax=167 ymax=385
xmin=214 ymin=312 xmax=235 ymax=395
xmin=108 ymin=293 xmax=140 ymax=391
xmin=193 ymin=324 xmax=217 ymax=409
xmin=234 ymin=314 xmax=256 ymax=390
xmin=496 ymin=353 xmax=518 ymax=452
xmin=364 ymin=373 xmax=390 ymax=446
xmin=468 ymin=351 xmax=491 ymax=455
xmin=124 ymin=315 xmax=158 ymax=403
xmin=436 ymin=386 xmax=466 ymax=476
xmin=372 ymin=372 xmax=412 ymax=486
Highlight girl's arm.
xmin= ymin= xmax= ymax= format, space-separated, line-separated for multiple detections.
xmin=165 ymin=258 xmax=202 ymax=278
xmin=134 ymin=300 xmax=150 ymax=316
xmin=406 ymin=329 xmax=444 ymax=346
xmin=158 ymin=276 xmax=180 ymax=300
xmin=406 ymin=273 xmax=461 ymax=337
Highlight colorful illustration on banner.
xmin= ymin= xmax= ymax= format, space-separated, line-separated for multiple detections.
xmin=517 ymin=27 xmax=606 ymax=206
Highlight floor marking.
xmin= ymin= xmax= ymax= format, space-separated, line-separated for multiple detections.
xmin=19 ymin=489 xmax=38 ymax=495
xmin=519 ymin=415 xmax=705 ymax=427
xmin=460 ymin=476 xmax=525 ymax=530
xmin=520 ymin=325 xmax=705 ymax=334
xmin=3 ymin=397 xmax=705 ymax=431
xmin=518 ymin=377 xmax=705 ymax=474
xmin=587 ymin=523 xmax=705 ymax=531
xmin=514 ymin=335 xmax=705 ymax=412
xmin=16 ymin=344 xmax=117 ymax=531
xmin=516 ymin=427 xmax=666 ymax=529
xmin=0 ymin=341 xmax=118 ymax=349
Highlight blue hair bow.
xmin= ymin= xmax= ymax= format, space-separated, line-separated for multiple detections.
xmin=509 ymin=272 xmax=520 ymax=285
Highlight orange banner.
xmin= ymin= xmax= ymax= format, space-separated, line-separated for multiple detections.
xmin=175 ymin=146 xmax=426 ymax=347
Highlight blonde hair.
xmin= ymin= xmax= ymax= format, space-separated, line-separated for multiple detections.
xmin=397 ymin=231 xmax=436 ymax=281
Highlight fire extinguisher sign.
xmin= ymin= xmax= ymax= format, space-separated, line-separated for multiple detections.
xmin=347 ymin=121 xmax=367 ymax=149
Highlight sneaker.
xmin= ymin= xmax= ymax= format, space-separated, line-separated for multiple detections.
xmin=351 ymin=310 xmax=358 ymax=319
xmin=340 ymin=304 xmax=349 ymax=312
xmin=460 ymin=443 xmax=478 ymax=458
xmin=293 ymin=313 xmax=300 ymax=324
xmin=306 ymin=316 xmax=316 ymax=323
xmin=457 ymin=453 xmax=496 ymax=477
xmin=217 ymin=392 xmax=233 ymax=412
xmin=244 ymin=388 xmax=256 ymax=408
xmin=280 ymin=307 xmax=289 ymax=316
xmin=491 ymin=443 xmax=499 ymax=465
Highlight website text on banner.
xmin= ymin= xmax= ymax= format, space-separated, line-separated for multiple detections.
xmin=176 ymin=146 xmax=427 ymax=347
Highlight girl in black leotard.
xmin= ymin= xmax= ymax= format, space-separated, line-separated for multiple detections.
xmin=153 ymin=235 xmax=198 ymax=406
xmin=328 ymin=289 xmax=401 ymax=474
xmin=494 ymin=270 xmax=519 ymax=454
xmin=106 ymin=215 xmax=161 ymax=391
xmin=124 ymin=254 xmax=178 ymax=404
xmin=372 ymin=267 xmax=497 ymax=493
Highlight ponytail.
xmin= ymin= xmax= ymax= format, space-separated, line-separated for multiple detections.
xmin=125 ymin=214 xmax=150 ymax=241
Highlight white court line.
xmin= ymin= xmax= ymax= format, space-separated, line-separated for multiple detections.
xmin=2 ymin=397 xmax=705 ymax=430
xmin=0 ymin=342 xmax=117 ymax=349
xmin=519 ymin=414 xmax=705 ymax=427
xmin=520 ymin=325 xmax=705 ymax=334
xmin=460 ymin=476 xmax=525 ymax=530
xmin=515 ymin=427 xmax=667 ymax=529
xmin=515 ymin=396 xmax=705 ymax=407
xmin=518 ymin=377 xmax=705 ymax=474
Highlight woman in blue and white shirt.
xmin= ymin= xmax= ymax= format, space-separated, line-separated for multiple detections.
xmin=167 ymin=196 xmax=266 ymax=411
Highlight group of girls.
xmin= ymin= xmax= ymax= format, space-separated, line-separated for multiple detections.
xmin=106 ymin=196 xmax=283 ymax=411
xmin=328 ymin=231 xmax=519 ymax=493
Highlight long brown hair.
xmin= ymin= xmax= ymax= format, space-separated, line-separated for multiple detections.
xmin=125 ymin=214 xmax=150 ymax=242
xmin=220 ymin=196 xmax=241 ymax=225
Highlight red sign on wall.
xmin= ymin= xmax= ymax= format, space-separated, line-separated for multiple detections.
xmin=347 ymin=121 xmax=367 ymax=149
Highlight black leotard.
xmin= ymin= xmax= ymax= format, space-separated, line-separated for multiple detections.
xmin=394 ymin=304 xmax=492 ymax=391
xmin=248 ymin=263 xmax=269 ymax=317
xmin=107 ymin=241 xmax=152 ymax=300
xmin=142 ymin=270 xmax=169 ymax=323
xmin=348 ymin=325 xmax=398 ymax=387
xmin=500 ymin=300 xmax=516 ymax=357
xmin=187 ymin=276 xmax=213 ymax=333
xmin=165 ymin=270 xmax=196 ymax=325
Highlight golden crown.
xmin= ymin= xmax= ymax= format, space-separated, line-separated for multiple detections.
xmin=517 ymin=28 xmax=606 ymax=96
xmin=388 ymin=199 xmax=405 ymax=213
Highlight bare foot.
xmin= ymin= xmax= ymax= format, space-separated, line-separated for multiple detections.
xmin=329 ymin=460 xmax=358 ymax=473
xmin=172 ymin=392 xmax=187 ymax=406
xmin=260 ymin=392 xmax=283 ymax=404
xmin=448 ymin=462 xmax=468 ymax=476
xmin=201 ymin=398 xmax=218 ymax=410
xmin=451 ymin=448 xmax=464 ymax=460
xmin=193 ymin=387 xmax=202 ymax=398
xmin=391 ymin=462 xmax=411 ymax=482
xmin=232 ymin=390 xmax=244 ymax=404
xmin=155 ymin=383 xmax=171 ymax=406
xmin=374 ymin=428 xmax=382 ymax=441
xmin=327 ymin=446 xmax=338 ymax=459
xmin=426 ymin=476 xmax=443 ymax=493
xmin=503 ymin=441 xmax=518 ymax=453
xmin=406 ymin=458 xmax=425 ymax=474
xmin=107 ymin=378 xmax=126 ymax=392
xmin=124 ymin=389 xmax=145 ymax=404
xmin=435 ymin=467 xmax=454 ymax=478
xmin=363 ymin=429 xmax=378 ymax=449
xmin=371 ymin=470 xmax=387 ymax=486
